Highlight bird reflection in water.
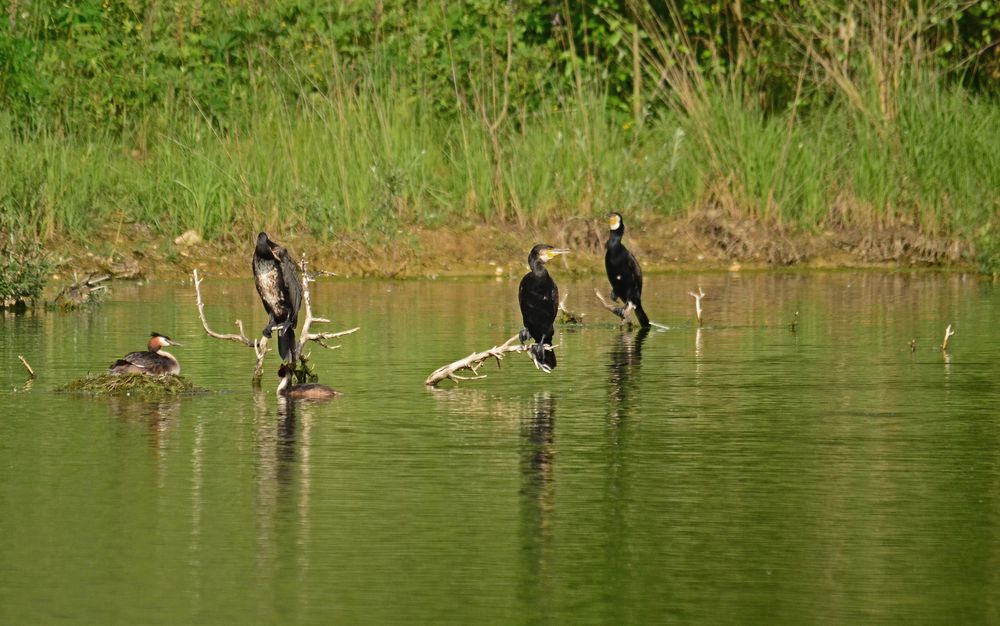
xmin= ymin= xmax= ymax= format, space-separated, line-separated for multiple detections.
xmin=518 ymin=392 xmax=556 ymax=617
xmin=608 ymin=326 xmax=650 ymax=423
xmin=107 ymin=396 xmax=182 ymax=448
xmin=254 ymin=391 xmax=314 ymax=611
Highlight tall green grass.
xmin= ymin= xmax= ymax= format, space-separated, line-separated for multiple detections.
xmin=1 ymin=1 xmax=998 ymax=273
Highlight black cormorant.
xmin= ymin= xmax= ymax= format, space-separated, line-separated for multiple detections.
xmin=108 ymin=332 xmax=182 ymax=375
xmin=252 ymin=232 xmax=302 ymax=362
xmin=277 ymin=364 xmax=340 ymax=399
xmin=604 ymin=212 xmax=650 ymax=328
xmin=518 ymin=244 xmax=569 ymax=372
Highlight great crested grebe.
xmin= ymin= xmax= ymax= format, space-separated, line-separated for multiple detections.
xmin=518 ymin=244 xmax=569 ymax=373
xmin=604 ymin=212 xmax=650 ymax=328
xmin=108 ymin=333 xmax=182 ymax=375
xmin=277 ymin=364 xmax=340 ymax=400
xmin=252 ymin=232 xmax=302 ymax=362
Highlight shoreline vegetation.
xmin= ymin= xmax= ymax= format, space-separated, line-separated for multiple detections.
xmin=2 ymin=1 xmax=999 ymax=291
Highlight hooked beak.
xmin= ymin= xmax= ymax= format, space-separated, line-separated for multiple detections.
xmin=608 ymin=214 xmax=621 ymax=229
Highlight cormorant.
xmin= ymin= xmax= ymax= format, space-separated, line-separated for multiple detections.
xmin=518 ymin=244 xmax=570 ymax=372
xmin=604 ymin=212 xmax=650 ymax=328
xmin=108 ymin=332 xmax=182 ymax=375
xmin=277 ymin=364 xmax=340 ymax=399
xmin=252 ymin=232 xmax=302 ymax=362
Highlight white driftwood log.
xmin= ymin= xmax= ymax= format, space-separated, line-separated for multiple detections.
xmin=425 ymin=334 xmax=553 ymax=387
xmin=594 ymin=288 xmax=636 ymax=325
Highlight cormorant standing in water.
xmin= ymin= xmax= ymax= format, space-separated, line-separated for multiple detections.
xmin=518 ymin=244 xmax=570 ymax=372
xmin=108 ymin=333 xmax=182 ymax=375
xmin=277 ymin=364 xmax=340 ymax=400
xmin=252 ymin=232 xmax=302 ymax=362
xmin=604 ymin=212 xmax=650 ymax=328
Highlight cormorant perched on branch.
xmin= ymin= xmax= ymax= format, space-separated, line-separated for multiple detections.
xmin=252 ymin=232 xmax=302 ymax=362
xmin=519 ymin=244 xmax=570 ymax=372
xmin=108 ymin=332 xmax=182 ymax=375
xmin=604 ymin=212 xmax=650 ymax=328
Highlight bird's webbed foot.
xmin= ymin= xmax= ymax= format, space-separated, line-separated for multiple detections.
xmin=612 ymin=306 xmax=626 ymax=319
xmin=519 ymin=328 xmax=530 ymax=344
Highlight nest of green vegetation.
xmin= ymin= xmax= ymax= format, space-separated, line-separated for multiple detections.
xmin=59 ymin=373 xmax=207 ymax=396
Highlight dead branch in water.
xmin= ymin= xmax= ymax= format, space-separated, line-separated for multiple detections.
xmin=688 ymin=288 xmax=706 ymax=326
xmin=193 ymin=263 xmax=359 ymax=383
xmin=194 ymin=269 xmax=271 ymax=381
xmin=18 ymin=355 xmax=35 ymax=379
xmin=426 ymin=334 xmax=553 ymax=387
xmin=289 ymin=257 xmax=359 ymax=380
xmin=557 ymin=289 xmax=585 ymax=324
xmin=594 ymin=288 xmax=635 ymax=325
xmin=941 ymin=324 xmax=955 ymax=351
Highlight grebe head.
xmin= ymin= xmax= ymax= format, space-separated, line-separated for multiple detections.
xmin=607 ymin=212 xmax=623 ymax=232
xmin=148 ymin=332 xmax=182 ymax=351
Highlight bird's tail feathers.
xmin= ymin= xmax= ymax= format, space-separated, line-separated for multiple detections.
xmin=635 ymin=303 xmax=651 ymax=328
xmin=278 ymin=325 xmax=296 ymax=362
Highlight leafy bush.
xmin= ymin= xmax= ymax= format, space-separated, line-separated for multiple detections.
xmin=0 ymin=234 xmax=50 ymax=308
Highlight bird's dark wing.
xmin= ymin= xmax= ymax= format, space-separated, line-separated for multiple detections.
xmin=627 ymin=250 xmax=643 ymax=297
xmin=279 ymin=251 xmax=303 ymax=323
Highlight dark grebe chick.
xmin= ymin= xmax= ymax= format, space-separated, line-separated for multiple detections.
xmin=277 ymin=364 xmax=340 ymax=400
xmin=108 ymin=332 xmax=182 ymax=375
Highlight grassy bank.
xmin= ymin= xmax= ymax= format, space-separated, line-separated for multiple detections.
xmin=1 ymin=2 xmax=998 ymax=277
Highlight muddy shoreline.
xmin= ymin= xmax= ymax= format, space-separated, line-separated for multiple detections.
xmin=49 ymin=213 xmax=979 ymax=282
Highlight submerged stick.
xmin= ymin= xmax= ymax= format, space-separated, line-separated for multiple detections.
xmin=594 ymin=288 xmax=635 ymax=325
xmin=688 ymin=288 xmax=705 ymax=326
xmin=18 ymin=355 xmax=35 ymax=379
xmin=425 ymin=334 xmax=552 ymax=387
xmin=941 ymin=324 xmax=955 ymax=351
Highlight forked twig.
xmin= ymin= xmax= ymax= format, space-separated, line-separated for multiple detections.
xmin=193 ymin=269 xmax=270 ymax=381
xmin=290 ymin=256 xmax=359 ymax=364
xmin=941 ymin=324 xmax=955 ymax=351
xmin=557 ymin=289 xmax=585 ymax=324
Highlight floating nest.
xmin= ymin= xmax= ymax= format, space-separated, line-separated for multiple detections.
xmin=59 ymin=373 xmax=207 ymax=397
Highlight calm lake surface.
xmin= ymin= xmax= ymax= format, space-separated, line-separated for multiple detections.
xmin=2 ymin=271 xmax=998 ymax=625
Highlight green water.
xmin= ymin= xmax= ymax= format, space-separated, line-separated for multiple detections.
xmin=2 ymin=271 xmax=998 ymax=625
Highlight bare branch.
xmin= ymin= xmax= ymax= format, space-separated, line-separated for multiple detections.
xmin=291 ymin=256 xmax=359 ymax=363
xmin=941 ymin=323 xmax=955 ymax=351
xmin=193 ymin=268 xmax=270 ymax=381
xmin=425 ymin=334 xmax=552 ymax=387
xmin=18 ymin=355 xmax=35 ymax=379
xmin=688 ymin=288 xmax=706 ymax=326
xmin=558 ymin=289 xmax=585 ymax=324
xmin=594 ymin=288 xmax=635 ymax=325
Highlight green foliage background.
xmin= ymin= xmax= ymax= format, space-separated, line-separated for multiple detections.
xmin=0 ymin=1 xmax=998 ymax=272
